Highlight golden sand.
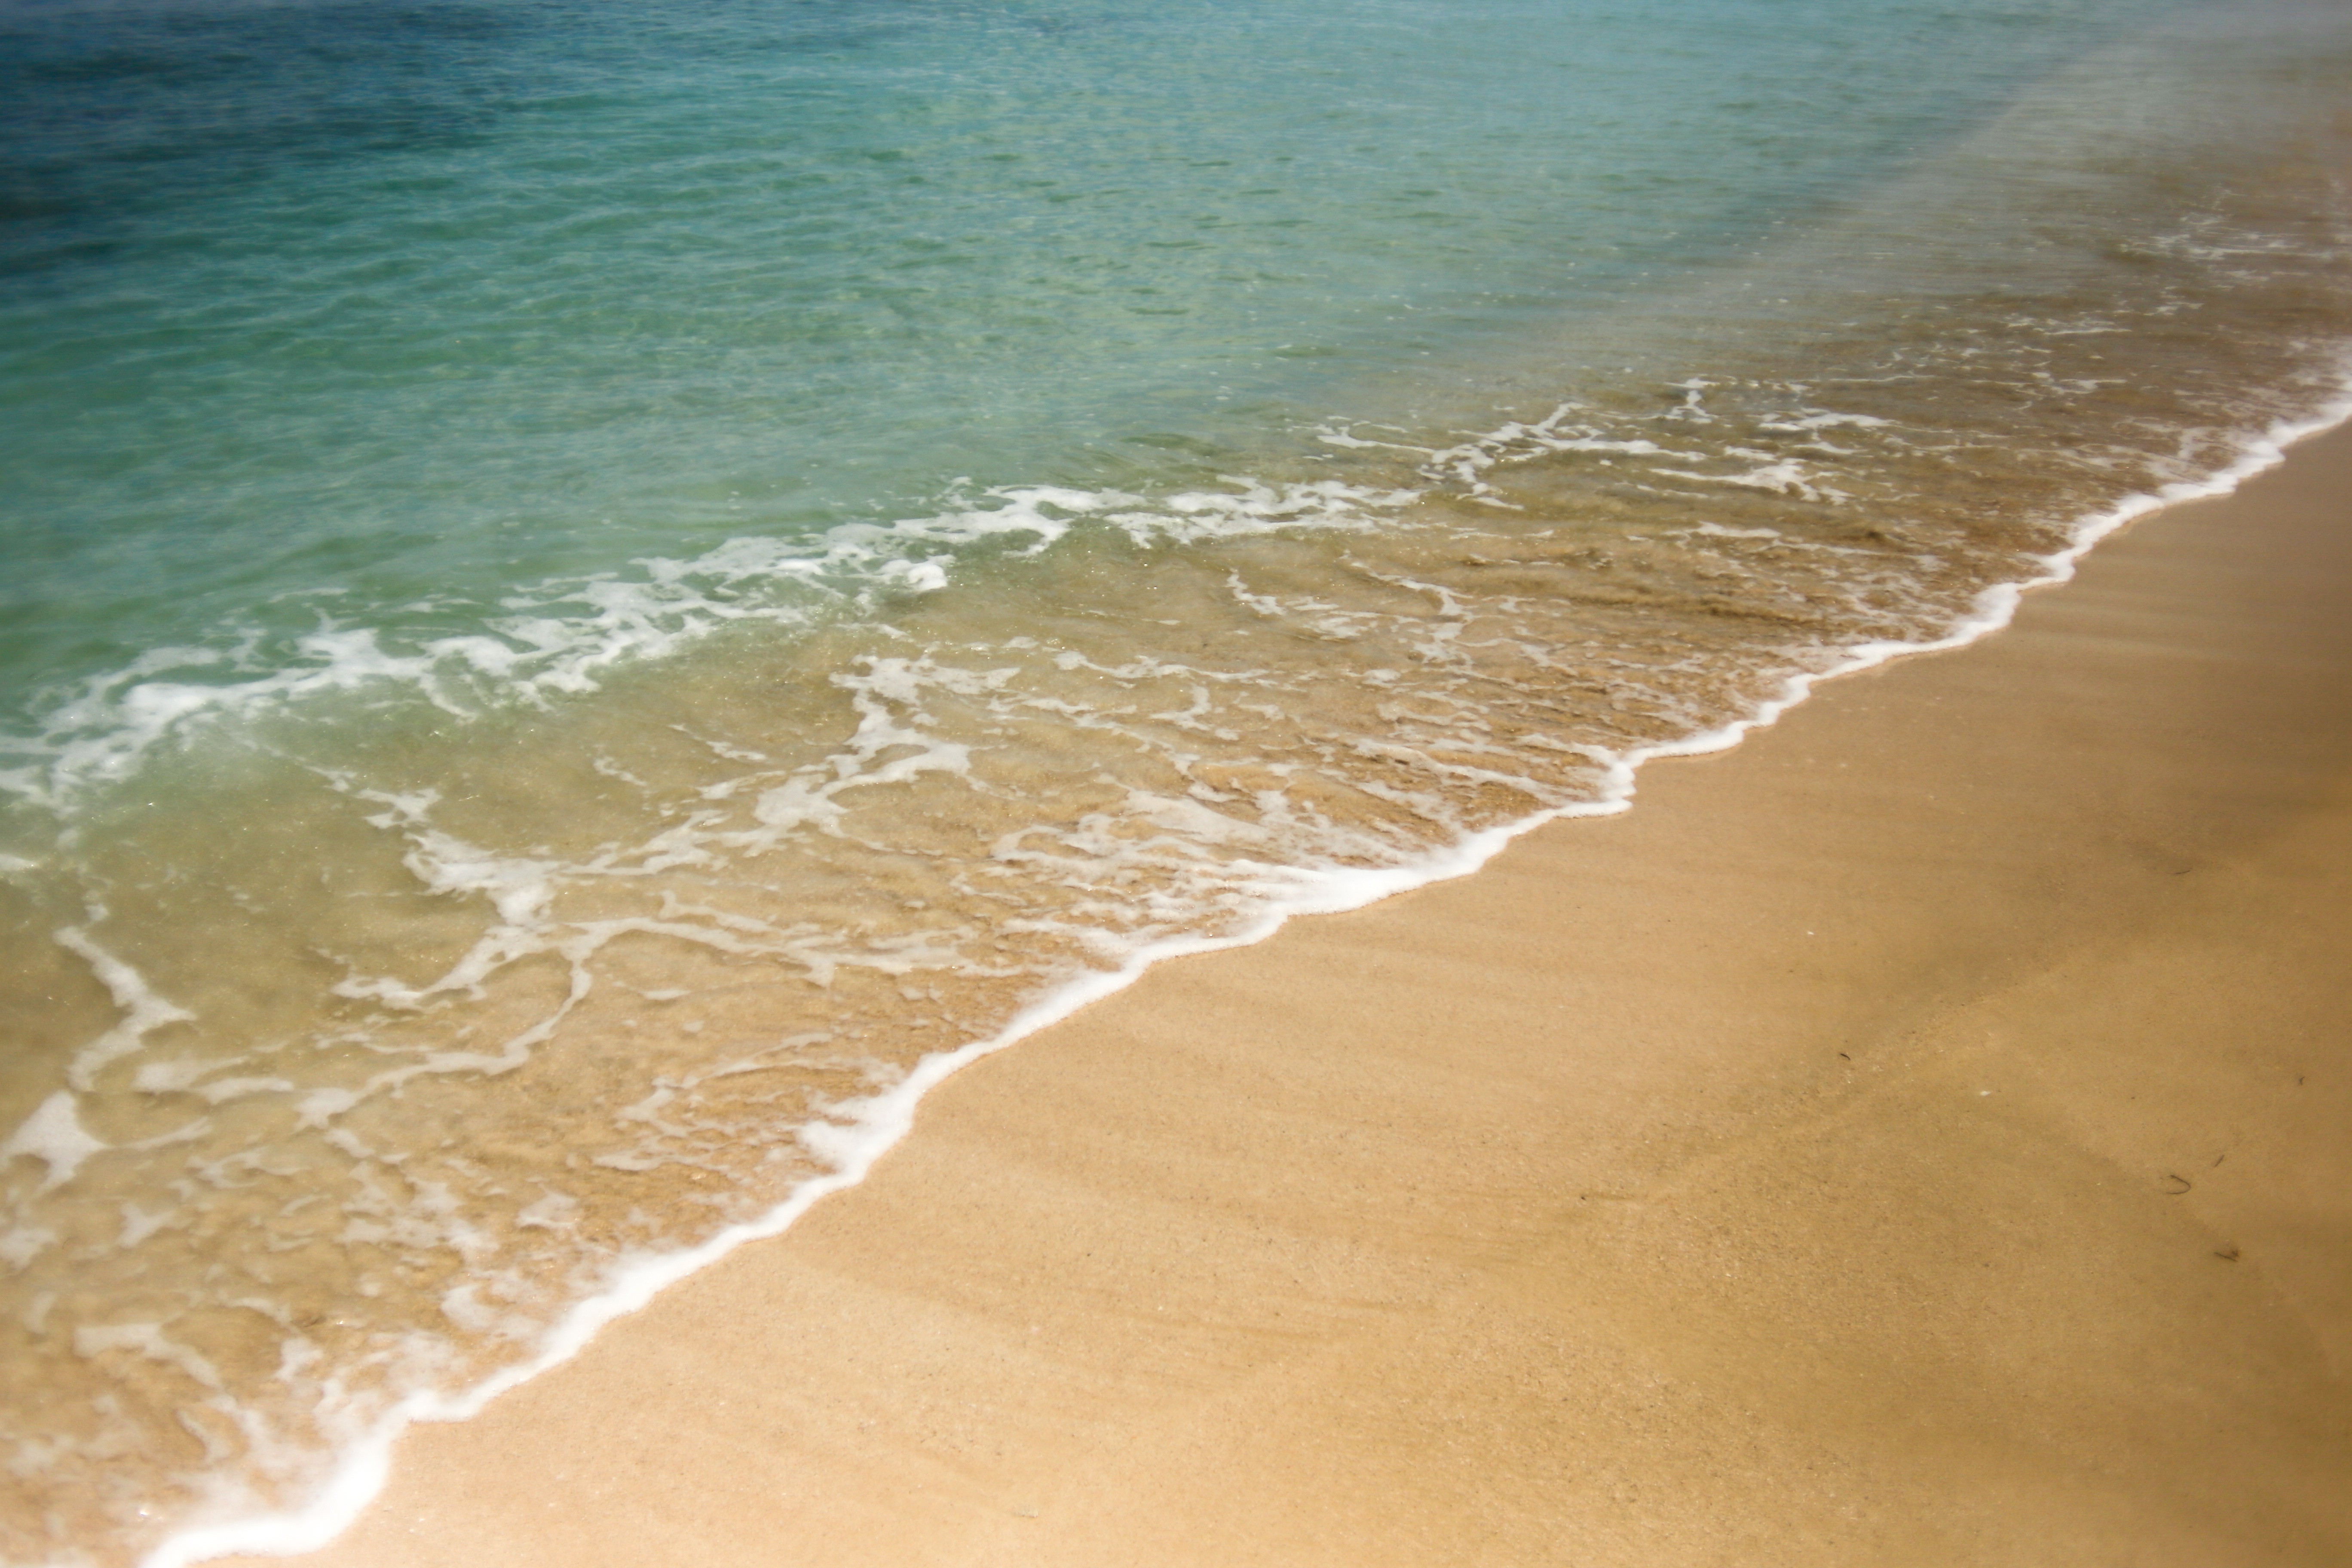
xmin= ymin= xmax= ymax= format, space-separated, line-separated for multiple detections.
xmin=227 ymin=424 xmax=2352 ymax=1567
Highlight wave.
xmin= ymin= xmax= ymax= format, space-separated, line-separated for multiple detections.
xmin=133 ymin=379 xmax=2352 ymax=1568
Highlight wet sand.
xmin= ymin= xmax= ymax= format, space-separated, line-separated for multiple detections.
xmin=225 ymin=421 xmax=2352 ymax=1568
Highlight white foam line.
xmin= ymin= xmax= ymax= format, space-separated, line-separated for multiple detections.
xmin=146 ymin=383 xmax=2352 ymax=1568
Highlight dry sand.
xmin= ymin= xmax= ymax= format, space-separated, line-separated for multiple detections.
xmin=228 ymin=424 xmax=2352 ymax=1568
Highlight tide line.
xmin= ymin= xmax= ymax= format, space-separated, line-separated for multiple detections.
xmin=144 ymin=373 xmax=2352 ymax=1568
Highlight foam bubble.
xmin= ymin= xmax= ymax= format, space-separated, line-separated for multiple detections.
xmin=0 ymin=1093 xmax=110 ymax=1195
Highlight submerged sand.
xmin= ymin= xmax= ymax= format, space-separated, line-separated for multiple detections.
xmin=224 ymin=423 xmax=2352 ymax=1567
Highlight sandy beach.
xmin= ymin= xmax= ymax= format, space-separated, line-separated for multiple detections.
xmin=220 ymin=420 xmax=2352 ymax=1568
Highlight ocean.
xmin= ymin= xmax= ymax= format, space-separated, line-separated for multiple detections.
xmin=3 ymin=0 xmax=2349 ymax=1560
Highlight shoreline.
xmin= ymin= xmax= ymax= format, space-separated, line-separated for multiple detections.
xmin=204 ymin=416 xmax=2352 ymax=1566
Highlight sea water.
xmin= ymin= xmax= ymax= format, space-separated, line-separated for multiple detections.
xmin=3 ymin=0 xmax=2349 ymax=1560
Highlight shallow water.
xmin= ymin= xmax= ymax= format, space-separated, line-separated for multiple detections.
xmin=3 ymin=0 xmax=2351 ymax=1561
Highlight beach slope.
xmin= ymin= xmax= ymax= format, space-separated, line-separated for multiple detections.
xmin=227 ymin=424 xmax=2352 ymax=1567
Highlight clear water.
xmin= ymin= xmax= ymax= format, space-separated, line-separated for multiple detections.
xmin=2 ymin=0 xmax=2349 ymax=1561
xmin=0 ymin=0 xmax=2239 ymax=765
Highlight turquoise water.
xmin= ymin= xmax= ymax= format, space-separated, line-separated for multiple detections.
xmin=4 ymin=1 xmax=2351 ymax=1562
xmin=1 ymin=0 xmax=2190 ymax=785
